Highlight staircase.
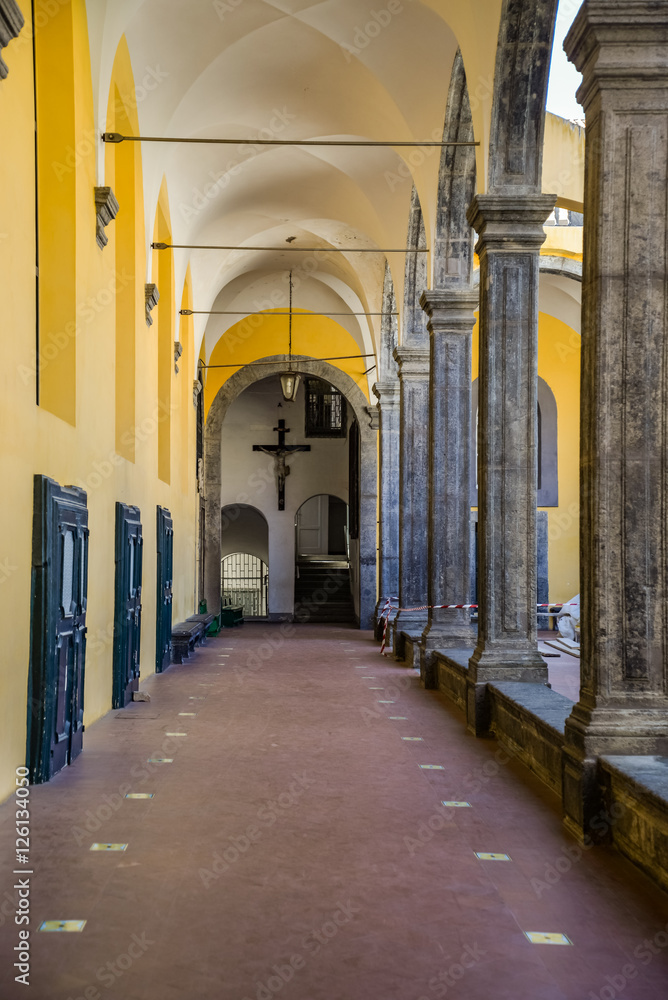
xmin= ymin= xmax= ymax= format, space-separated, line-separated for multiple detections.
xmin=294 ymin=559 xmax=357 ymax=624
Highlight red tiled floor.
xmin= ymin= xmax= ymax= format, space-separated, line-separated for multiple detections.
xmin=1 ymin=624 xmax=667 ymax=1000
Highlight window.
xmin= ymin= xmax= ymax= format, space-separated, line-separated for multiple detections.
xmin=304 ymin=379 xmax=347 ymax=438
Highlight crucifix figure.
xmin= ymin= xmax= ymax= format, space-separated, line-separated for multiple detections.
xmin=253 ymin=419 xmax=311 ymax=511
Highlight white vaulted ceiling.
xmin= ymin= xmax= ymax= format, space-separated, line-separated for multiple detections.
xmin=85 ymin=0 xmax=504 ymax=366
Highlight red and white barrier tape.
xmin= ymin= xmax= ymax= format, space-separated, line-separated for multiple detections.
xmin=379 ymin=601 xmax=578 ymax=657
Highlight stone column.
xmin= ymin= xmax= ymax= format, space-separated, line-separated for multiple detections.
xmin=562 ymin=0 xmax=668 ymax=840
xmin=391 ymin=346 xmax=430 ymax=649
xmin=373 ymin=381 xmax=401 ymax=638
xmin=465 ymin=193 xmax=555 ymax=732
xmin=419 ymin=289 xmax=478 ymax=685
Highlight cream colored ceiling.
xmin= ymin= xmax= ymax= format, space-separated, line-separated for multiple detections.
xmin=86 ymin=0 xmax=507 ymax=379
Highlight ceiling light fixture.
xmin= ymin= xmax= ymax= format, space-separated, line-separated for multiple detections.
xmin=280 ymin=271 xmax=299 ymax=402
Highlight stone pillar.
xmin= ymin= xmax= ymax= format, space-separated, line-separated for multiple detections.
xmin=419 ymin=289 xmax=478 ymax=685
xmin=373 ymin=381 xmax=401 ymax=638
xmin=465 ymin=193 xmax=555 ymax=732
xmin=391 ymin=346 xmax=430 ymax=649
xmin=562 ymin=0 xmax=668 ymax=840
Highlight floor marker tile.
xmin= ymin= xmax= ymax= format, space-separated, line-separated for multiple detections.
xmin=377 ymin=700 xmax=395 ymax=704
xmin=39 ymin=921 xmax=86 ymax=932
xmin=524 ymin=932 xmax=572 ymax=946
xmin=419 ymin=764 xmax=444 ymax=770
xmin=189 ymin=696 xmax=204 ymax=700
xmin=90 ymin=843 xmax=127 ymax=852
xmin=442 ymin=801 xmax=471 ymax=808
xmin=165 ymin=732 xmax=187 ymax=737
xmin=369 ymin=686 xmax=383 ymax=690
xmin=389 ymin=716 xmax=408 ymax=720
xmin=147 ymin=758 xmax=173 ymax=763
xmin=402 ymin=737 xmax=423 ymax=741
xmin=178 ymin=712 xmax=197 ymax=716
xmin=475 ymin=852 xmax=511 ymax=861
xmin=125 ymin=793 xmax=154 ymax=799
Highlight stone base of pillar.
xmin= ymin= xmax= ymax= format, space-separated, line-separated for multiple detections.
xmin=562 ymin=704 xmax=668 ymax=842
xmin=420 ymin=615 xmax=478 ymax=689
xmin=466 ymin=649 xmax=549 ymax=736
xmin=392 ymin=611 xmax=428 ymax=663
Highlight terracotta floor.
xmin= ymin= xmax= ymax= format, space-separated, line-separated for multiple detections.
xmin=2 ymin=624 xmax=668 ymax=1000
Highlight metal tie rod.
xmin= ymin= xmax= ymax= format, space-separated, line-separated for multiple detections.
xmin=103 ymin=132 xmax=478 ymax=147
xmin=201 ymin=353 xmax=375 ymax=369
xmin=153 ymin=242 xmax=426 ymax=253
xmin=180 ymin=309 xmax=398 ymax=316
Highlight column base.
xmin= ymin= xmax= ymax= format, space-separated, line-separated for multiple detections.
xmin=392 ymin=610 xmax=428 ymax=664
xmin=420 ymin=619 xmax=478 ymax=689
xmin=562 ymin=702 xmax=668 ymax=842
xmin=466 ymin=643 xmax=548 ymax=736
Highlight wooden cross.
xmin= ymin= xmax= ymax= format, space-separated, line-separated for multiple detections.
xmin=253 ymin=419 xmax=311 ymax=511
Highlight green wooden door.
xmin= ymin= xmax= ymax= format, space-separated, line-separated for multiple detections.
xmin=113 ymin=503 xmax=143 ymax=708
xmin=28 ymin=476 xmax=89 ymax=783
xmin=156 ymin=506 xmax=173 ymax=672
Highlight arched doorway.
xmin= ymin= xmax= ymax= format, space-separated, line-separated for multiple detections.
xmin=221 ymin=504 xmax=269 ymax=619
xmin=204 ymin=357 xmax=377 ymax=627
xmin=294 ymin=494 xmax=355 ymax=625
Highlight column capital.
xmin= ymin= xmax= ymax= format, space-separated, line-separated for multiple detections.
xmin=393 ymin=345 xmax=430 ymax=378
xmin=372 ymin=381 xmax=400 ymax=403
xmin=566 ymin=1 xmax=668 ymax=109
xmin=365 ymin=404 xmax=380 ymax=431
xmin=0 ymin=0 xmax=23 ymax=80
xmin=420 ymin=287 xmax=479 ymax=334
xmin=466 ymin=193 xmax=556 ymax=251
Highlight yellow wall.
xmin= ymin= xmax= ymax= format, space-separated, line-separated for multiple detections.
xmin=204 ymin=312 xmax=371 ymax=419
xmin=471 ymin=309 xmax=581 ymax=603
xmin=0 ymin=8 xmax=197 ymax=803
xmin=542 ymin=113 xmax=585 ymax=213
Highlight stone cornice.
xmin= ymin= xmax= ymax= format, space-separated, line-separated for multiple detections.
xmin=420 ymin=287 xmax=479 ymax=334
xmin=0 ymin=0 xmax=23 ymax=80
xmin=393 ymin=345 xmax=430 ymax=378
xmin=365 ymin=405 xmax=380 ymax=431
xmin=565 ymin=1 xmax=668 ymax=111
xmin=467 ymin=193 xmax=556 ymax=253
xmin=373 ymin=381 xmax=400 ymax=403
xmin=94 ymin=187 xmax=119 ymax=249
xmin=145 ymin=283 xmax=160 ymax=327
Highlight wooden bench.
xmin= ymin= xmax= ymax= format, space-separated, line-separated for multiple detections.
xmin=220 ymin=604 xmax=244 ymax=628
xmin=171 ymin=618 xmax=208 ymax=664
xmin=186 ymin=612 xmax=217 ymax=636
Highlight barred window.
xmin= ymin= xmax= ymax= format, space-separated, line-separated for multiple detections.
xmin=304 ymin=378 xmax=347 ymax=438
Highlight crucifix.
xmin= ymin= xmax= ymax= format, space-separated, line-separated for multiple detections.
xmin=253 ymin=419 xmax=311 ymax=511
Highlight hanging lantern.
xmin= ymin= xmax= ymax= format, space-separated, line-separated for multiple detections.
xmin=280 ymin=371 xmax=300 ymax=402
xmin=281 ymin=269 xmax=299 ymax=401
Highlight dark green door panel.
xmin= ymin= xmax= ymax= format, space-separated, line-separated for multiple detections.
xmin=113 ymin=503 xmax=143 ymax=708
xmin=27 ymin=476 xmax=89 ymax=783
xmin=156 ymin=506 xmax=173 ymax=672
